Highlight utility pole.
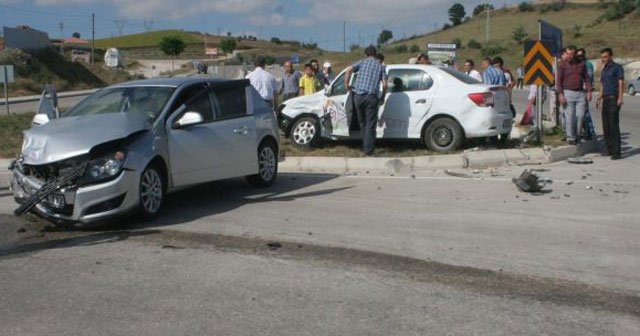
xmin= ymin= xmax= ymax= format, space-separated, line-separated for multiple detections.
xmin=485 ymin=7 xmax=490 ymax=42
xmin=343 ymin=21 xmax=346 ymax=62
xmin=91 ymin=13 xmax=95 ymax=65
xmin=58 ymin=22 xmax=64 ymax=54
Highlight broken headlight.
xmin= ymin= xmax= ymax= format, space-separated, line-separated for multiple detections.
xmin=81 ymin=150 xmax=127 ymax=184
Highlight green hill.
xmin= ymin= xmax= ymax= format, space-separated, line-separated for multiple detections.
xmin=321 ymin=3 xmax=639 ymax=72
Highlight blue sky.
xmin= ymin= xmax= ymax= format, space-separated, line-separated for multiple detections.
xmin=1 ymin=0 xmax=519 ymax=51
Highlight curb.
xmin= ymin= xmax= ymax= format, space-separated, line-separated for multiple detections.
xmin=279 ymin=140 xmax=603 ymax=175
xmin=0 ymin=141 xmax=602 ymax=187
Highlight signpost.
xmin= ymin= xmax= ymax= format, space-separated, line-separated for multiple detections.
xmin=539 ymin=20 xmax=563 ymax=130
xmin=427 ymin=43 xmax=457 ymax=67
xmin=1 ymin=65 xmax=15 ymax=115
xmin=524 ymin=41 xmax=554 ymax=143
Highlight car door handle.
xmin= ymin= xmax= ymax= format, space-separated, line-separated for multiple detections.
xmin=233 ymin=126 xmax=248 ymax=135
xmin=415 ymin=99 xmax=427 ymax=104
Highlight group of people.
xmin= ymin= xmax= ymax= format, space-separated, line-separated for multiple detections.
xmin=246 ymin=56 xmax=337 ymax=109
xmin=247 ymin=45 xmax=624 ymax=159
xmin=555 ymin=45 xmax=624 ymax=160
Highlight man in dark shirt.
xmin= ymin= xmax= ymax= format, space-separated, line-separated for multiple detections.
xmin=557 ymin=45 xmax=592 ymax=144
xmin=596 ymin=47 xmax=624 ymax=160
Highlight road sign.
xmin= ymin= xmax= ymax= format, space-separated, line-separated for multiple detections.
xmin=539 ymin=20 xmax=563 ymax=57
xmin=291 ymin=54 xmax=299 ymax=64
xmin=524 ymin=41 xmax=554 ymax=86
xmin=1 ymin=65 xmax=15 ymax=83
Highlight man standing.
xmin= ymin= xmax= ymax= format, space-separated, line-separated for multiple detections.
xmin=279 ymin=60 xmax=302 ymax=101
xmin=557 ymin=45 xmax=592 ymax=145
xmin=246 ymin=56 xmax=278 ymax=108
xmin=310 ymin=59 xmax=324 ymax=90
xmin=596 ymin=47 xmax=624 ymax=160
xmin=463 ymin=59 xmax=482 ymax=81
xmin=344 ymin=46 xmax=388 ymax=156
xmin=481 ymin=57 xmax=506 ymax=85
xmin=516 ymin=66 xmax=524 ymax=89
xmin=322 ymin=62 xmax=336 ymax=86
xmin=576 ymin=48 xmax=596 ymax=140
xmin=416 ymin=53 xmax=432 ymax=65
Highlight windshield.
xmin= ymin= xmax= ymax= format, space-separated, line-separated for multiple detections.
xmin=439 ymin=67 xmax=482 ymax=84
xmin=64 ymin=86 xmax=176 ymax=120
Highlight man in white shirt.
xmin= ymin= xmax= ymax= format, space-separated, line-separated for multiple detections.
xmin=463 ymin=59 xmax=482 ymax=82
xmin=246 ymin=56 xmax=278 ymax=108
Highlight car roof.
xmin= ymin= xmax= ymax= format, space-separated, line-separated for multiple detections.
xmin=110 ymin=77 xmax=240 ymax=89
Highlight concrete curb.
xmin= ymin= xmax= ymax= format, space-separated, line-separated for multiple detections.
xmin=0 ymin=141 xmax=602 ymax=187
xmin=280 ymin=140 xmax=603 ymax=174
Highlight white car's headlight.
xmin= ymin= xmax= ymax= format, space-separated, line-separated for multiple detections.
xmin=82 ymin=150 xmax=127 ymax=184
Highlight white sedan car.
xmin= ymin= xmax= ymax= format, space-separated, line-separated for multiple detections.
xmin=278 ymin=64 xmax=512 ymax=152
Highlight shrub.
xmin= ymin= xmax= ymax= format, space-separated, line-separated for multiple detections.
xmin=481 ymin=43 xmax=506 ymax=56
xmin=573 ymin=24 xmax=582 ymax=38
xmin=512 ymin=26 xmax=529 ymax=43
xmin=393 ymin=44 xmax=408 ymax=53
xmin=410 ymin=44 xmax=420 ymax=53
xmin=451 ymin=38 xmax=462 ymax=48
xmin=442 ymin=23 xmax=452 ymax=30
xmin=467 ymin=39 xmax=482 ymax=49
xmin=518 ymin=2 xmax=535 ymax=12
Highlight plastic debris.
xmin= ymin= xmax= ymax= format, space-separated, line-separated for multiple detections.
xmin=512 ymin=169 xmax=548 ymax=192
xmin=568 ymin=157 xmax=594 ymax=164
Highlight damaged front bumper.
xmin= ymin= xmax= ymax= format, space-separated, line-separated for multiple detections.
xmin=11 ymin=163 xmax=139 ymax=224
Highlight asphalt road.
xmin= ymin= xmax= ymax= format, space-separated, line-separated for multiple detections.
xmin=1 ymin=153 xmax=640 ymax=334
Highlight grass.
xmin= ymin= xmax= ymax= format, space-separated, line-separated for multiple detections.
xmin=94 ymin=30 xmax=202 ymax=49
xmin=0 ymin=113 xmax=33 ymax=158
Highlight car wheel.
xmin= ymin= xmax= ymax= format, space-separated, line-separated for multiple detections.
xmin=423 ymin=118 xmax=463 ymax=152
xmin=138 ymin=163 xmax=165 ymax=220
xmin=290 ymin=116 xmax=320 ymax=147
xmin=629 ymin=85 xmax=636 ymax=96
xmin=246 ymin=140 xmax=278 ymax=187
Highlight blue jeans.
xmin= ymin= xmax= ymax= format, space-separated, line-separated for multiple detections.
xmin=561 ymin=90 xmax=586 ymax=141
xmin=354 ymin=94 xmax=379 ymax=155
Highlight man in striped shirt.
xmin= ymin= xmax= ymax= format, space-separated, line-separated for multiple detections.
xmin=481 ymin=57 xmax=506 ymax=86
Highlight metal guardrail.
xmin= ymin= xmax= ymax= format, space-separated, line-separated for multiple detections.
xmin=0 ymin=89 xmax=98 ymax=106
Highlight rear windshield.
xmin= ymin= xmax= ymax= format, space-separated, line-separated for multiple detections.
xmin=439 ymin=67 xmax=482 ymax=84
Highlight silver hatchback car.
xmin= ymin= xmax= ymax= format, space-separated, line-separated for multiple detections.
xmin=10 ymin=77 xmax=280 ymax=225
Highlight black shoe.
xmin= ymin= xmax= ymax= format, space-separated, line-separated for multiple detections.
xmin=611 ymin=155 xmax=621 ymax=160
xmin=567 ymin=140 xmax=576 ymax=145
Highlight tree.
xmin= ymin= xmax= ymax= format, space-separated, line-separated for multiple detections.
xmin=349 ymin=43 xmax=360 ymax=52
xmin=512 ymin=25 xmax=528 ymax=43
xmin=219 ymin=38 xmax=237 ymax=54
xmin=467 ymin=39 xmax=482 ymax=49
xmin=448 ymin=3 xmax=466 ymax=25
xmin=518 ymin=1 xmax=535 ymax=12
xmin=159 ymin=35 xmax=185 ymax=73
xmin=72 ymin=32 xmax=81 ymax=38
xmin=377 ymin=29 xmax=393 ymax=46
xmin=270 ymin=37 xmax=282 ymax=44
xmin=472 ymin=3 xmax=494 ymax=16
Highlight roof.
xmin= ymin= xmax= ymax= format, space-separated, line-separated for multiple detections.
xmin=110 ymin=77 xmax=248 ymax=89
xmin=63 ymin=37 xmax=89 ymax=44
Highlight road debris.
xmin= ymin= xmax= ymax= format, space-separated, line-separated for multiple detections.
xmin=266 ymin=241 xmax=282 ymax=250
xmin=512 ymin=169 xmax=548 ymax=192
xmin=568 ymin=157 xmax=594 ymax=164
xmin=445 ymin=170 xmax=473 ymax=178
xmin=586 ymin=186 xmax=593 ymax=190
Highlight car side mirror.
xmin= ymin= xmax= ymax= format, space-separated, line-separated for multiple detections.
xmin=32 ymin=114 xmax=50 ymax=127
xmin=324 ymin=86 xmax=332 ymax=96
xmin=175 ymin=111 xmax=204 ymax=128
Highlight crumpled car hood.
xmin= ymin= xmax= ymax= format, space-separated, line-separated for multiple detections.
xmin=281 ymin=92 xmax=325 ymax=117
xmin=21 ymin=113 xmax=151 ymax=165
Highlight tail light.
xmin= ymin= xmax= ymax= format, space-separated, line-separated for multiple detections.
xmin=468 ymin=92 xmax=494 ymax=107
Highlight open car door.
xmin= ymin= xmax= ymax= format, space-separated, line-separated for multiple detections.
xmin=32 ymin=85 xmax=59 ymax=126
xmin=321 ymin=72 xmax=355 ymax=137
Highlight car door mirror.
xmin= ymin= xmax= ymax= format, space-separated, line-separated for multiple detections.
xmin=324 ymin=86 xmax=332 ymax=96
xmin=175 ymin=111 xmax=204 ymax=128
xmin=32 ymin=113 xmax=50 ymax=127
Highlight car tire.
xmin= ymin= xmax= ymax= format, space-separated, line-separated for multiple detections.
xmin=290 ymin=116 xmax=320 ymax=147
xmin=246 ymin=139 xmax=278 ymax=188
xmin=629 ymin=85 xmax=636 ymax=96
xmin=137 ymin=163 xmax=165 ymax=221
xmin=423 ymin=118 xmax=463 ymax=152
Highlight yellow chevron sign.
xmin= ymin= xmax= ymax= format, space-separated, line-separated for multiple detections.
xmin=524 ymin=41 xmax=554 ymax=86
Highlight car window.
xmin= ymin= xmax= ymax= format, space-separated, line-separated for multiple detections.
xmin=331 ymin=72 xmax=357 ymax=96
xmin=439 ymin=66 xmax=481 ymax=84
xmin=182 ymin=89 xmax=214 ymax=122
xmin=388 ymin=69 xmax=433 ymax=92
xmin=211 ymin=86 xmax=247 ymax=120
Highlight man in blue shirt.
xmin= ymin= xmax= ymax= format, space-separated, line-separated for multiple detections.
xmin=596 ymin=47 xmax=624 ymax=160
xmin=481 ymin=57 xmax=506 ymax=86
xmin=344 ymin=46 xmax=388 ymax=156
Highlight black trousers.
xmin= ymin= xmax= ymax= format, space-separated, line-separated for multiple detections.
xmin=602 ymin=96 xmax=621 ymax=157
xmin=354 ymin=94 xmax=379 ymax=155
